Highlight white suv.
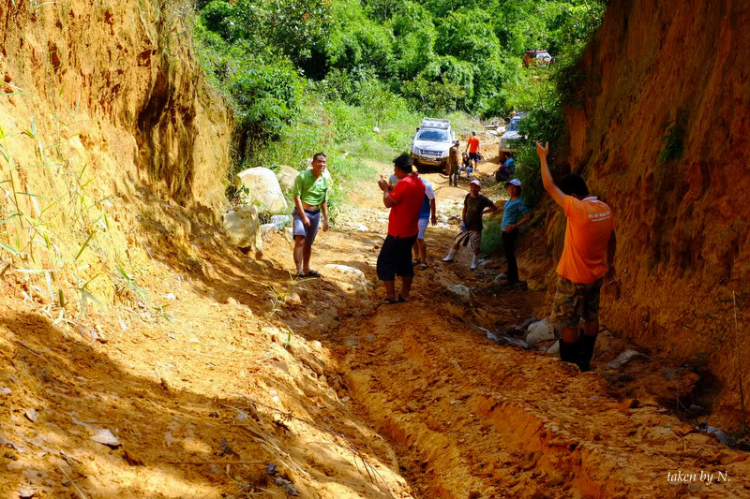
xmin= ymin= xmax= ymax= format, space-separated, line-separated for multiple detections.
xmin=410 ymin=118 xmax=455 ymax=170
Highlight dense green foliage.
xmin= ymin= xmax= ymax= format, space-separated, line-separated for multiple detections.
xmin=195 ymin=0 xmax=605 ymax=171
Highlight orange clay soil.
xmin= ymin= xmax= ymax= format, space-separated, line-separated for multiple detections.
xmin=1 ymin=153 xmax=749 ymax=498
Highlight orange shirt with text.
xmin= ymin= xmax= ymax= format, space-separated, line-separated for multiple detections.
xmin=556 ymin=196 xmax=615 ymax=284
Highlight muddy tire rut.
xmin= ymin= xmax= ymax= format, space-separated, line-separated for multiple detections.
xmin=323 ymin=255 xmax=750 ymax=499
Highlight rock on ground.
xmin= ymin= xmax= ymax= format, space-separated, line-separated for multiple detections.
xmin=448 ymin=284 xmax=472 ymax=303
xmin=525 ymin=319 xmax=557 ymax=348
xmin=224 ymin=205 xmax=263 ymax=252
xmin=276 ymin=165 xmax=299 ymax=192
xmin=237 ymin=167 xmax=288 ymax=213
xmin=323 ymin=264 xmax=366 ymax=282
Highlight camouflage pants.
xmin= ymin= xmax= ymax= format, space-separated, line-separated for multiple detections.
xmin=551 ymin=276 xmax=603 ymax=328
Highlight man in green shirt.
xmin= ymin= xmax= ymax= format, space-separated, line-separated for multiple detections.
xmin=291 ymin=153 xmax=330 ymax=278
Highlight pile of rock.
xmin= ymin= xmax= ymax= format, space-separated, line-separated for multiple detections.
xmin=224 ymin=166 xmax=300 ymax=253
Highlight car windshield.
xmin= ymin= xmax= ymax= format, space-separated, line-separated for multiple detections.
xmin=418 ymin=129 xmax=450 ymax=143
xmin=507 ymin=120 xmax=520 ymax=132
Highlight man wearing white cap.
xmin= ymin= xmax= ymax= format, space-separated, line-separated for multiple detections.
xmin=499 ymin=179 xmax=531 ymax=286
xmin=443 ymin=179 xmax=499 ymax=270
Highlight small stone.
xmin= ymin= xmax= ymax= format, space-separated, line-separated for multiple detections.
xmin=91 ymin=429 xmax=121 ymax=448
xmin=0 ymin=387 xmax=11 ymax=395
xmin=706 ymin=426 xmax=731 ymax=445
xmin=448 ymin=284 xmax=472 ymax=303
xmin=525 ymin=320 xmax=557 ymax=348
xmin=24 ymin=409 xmax=38 ymax=424
xmin=285 ymin=293 xmax=302 ymax=306
xmin=606 ymin=349 xmax=647 ymax=370
xmin=18 ymin=486 xmax=37 ymax=498
xmin=226 ymin=297 xmax=238 ymax=306
xmin=340 ymin=396 xmax=351 ymax=404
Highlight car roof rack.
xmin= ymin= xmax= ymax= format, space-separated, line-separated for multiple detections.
xmin=420 ymin=118 xmax=451 ymax=129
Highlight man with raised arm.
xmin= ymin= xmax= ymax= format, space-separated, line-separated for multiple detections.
xmin=291 ymin=153 xmax=330 ymax=278
xmin=537 ymin=142 xmax=616 ymax=371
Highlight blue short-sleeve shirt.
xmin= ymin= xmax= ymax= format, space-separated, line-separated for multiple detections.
xmin=501 ymin=198 xmax=529 ymax=231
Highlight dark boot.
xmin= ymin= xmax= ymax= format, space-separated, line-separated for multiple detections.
xmin=578 ymin=334 xmax=597 ymax=372
xmin=559 ymin=340 xmax=579 ymax=365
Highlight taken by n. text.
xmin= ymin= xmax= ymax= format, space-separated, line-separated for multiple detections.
xmin=667 ymin=470 xmax=729 ymax=485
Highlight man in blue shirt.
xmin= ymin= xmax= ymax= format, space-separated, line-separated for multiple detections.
xmin=500 ymin=179 xmax=530 ymax=285
xmin=495 ymin=152 xmax=516 ymax=182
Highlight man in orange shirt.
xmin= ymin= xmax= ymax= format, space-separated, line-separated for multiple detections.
xmin=537 ymin=142 xmax=617 ymax=371
xmin=465 ymin=130 xmax=480 ymax=171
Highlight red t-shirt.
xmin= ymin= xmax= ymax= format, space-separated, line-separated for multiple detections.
xmin=468 ymin=136 xmax=480 ymax=153
xmin=387 ymin=174 xmax=426 ymax=238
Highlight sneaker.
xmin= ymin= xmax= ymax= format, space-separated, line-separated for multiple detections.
xmin=442 ymin=256 xmax=454 ymax=263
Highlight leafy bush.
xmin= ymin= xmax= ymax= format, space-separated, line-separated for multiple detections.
xmin=481 ymin=218 xmax=504 ymax=256
xmin=231 ymin=62 xmax=304 ymax=161
xmin=513 ymin=145 xmax=545 ymax=208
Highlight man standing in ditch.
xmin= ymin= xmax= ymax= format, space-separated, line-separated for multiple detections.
xmin=377 ymin=154 xmax=425 ymax=303
xmin=292 ymin=153 xmax=330 ymax=278
xmin=537 ymin=142 xmax=616 ymax=371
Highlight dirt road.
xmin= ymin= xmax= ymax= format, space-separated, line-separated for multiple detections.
xmin=1 ymin=150 xmax=749 ymax=498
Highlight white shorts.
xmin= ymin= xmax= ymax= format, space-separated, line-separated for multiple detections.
xmin=417 ymin=218 xmax=429 ymax=240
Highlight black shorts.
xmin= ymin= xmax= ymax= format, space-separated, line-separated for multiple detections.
xmin=469 ymin=152 xmax=480 ymax=162
xmin=377 ymin=234 xmax=418 ymax=281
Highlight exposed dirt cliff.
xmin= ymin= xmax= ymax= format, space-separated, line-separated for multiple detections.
xmin=0 ymin=0 xmax=231 ymax=305
xmin=562 ymin=0 xmax=750 ymax=429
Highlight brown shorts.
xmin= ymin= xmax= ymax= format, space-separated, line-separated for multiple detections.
xmin=551 ymin=276 xmax=603 ymax=328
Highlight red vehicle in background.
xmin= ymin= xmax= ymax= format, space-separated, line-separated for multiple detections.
xmin=523 ymin=50 xmax=553 ymax=67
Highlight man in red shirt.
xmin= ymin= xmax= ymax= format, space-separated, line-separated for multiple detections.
xmin=465 ymin=130 xmax=481 ymax=170
xmin=377 ymin=154 xmax=426 ymax=304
